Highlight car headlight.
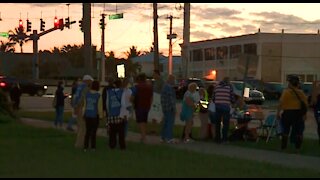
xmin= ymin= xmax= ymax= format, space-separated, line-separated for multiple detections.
xmin=44 ymin=85 xmax=48 ymax=89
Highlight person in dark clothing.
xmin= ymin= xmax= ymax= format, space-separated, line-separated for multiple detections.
xmin=10 ymin=82 xmax=22 ymax=110
xmin=311 ymin=80 xmax=320 ymax=145
xmin=54 ymin=81 xmax=68 ymax=128
xmin=132 ymin=73 xmax=153 ymax=143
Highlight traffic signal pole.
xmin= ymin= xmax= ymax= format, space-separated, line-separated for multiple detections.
xmin=24 ymin=21 xmax=76 ymax=80
xmin=31 ymin=30 xmax=39 ymax=80
xmin=168 ymin=15 xmax=173 ymax=75
xmin=100 ymin=13 xmax=105 ymax=84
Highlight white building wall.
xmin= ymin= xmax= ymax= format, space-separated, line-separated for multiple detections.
xmin=188 ymin=33 xmax=320 ymax=82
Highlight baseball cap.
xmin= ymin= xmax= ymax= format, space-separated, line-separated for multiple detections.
xmin=83 ymin=75 xmax=94 ymax=81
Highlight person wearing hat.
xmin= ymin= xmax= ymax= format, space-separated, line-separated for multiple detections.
xmin=72 ymin=74 xmax=94 ymax=148
xmin=276 ymin=75 xmax=308 ymax=152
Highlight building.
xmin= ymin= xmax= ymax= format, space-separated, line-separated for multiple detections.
xmin=131 ymin=52 xmax=182 ymax=78
xmin=184 ymin=32 xmax=320 ymax=83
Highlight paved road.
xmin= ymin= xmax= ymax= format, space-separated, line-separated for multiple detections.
xmin=20 ymin=117 xmax=320 ymax=173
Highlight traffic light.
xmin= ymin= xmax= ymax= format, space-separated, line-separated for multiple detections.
xmin=40 ymin=18 xmax=45 ymax=31
xmin=59 ymin=18 xmax=64 ymax=30
xmin=65 ymin=17 xmax=70 ymax=29
xmin=26 ymin=19 xmax=32 ymax=32
xmin=54 ymin=16 xmax=59 ymax=29
xmin=79 ymin=19 xmax=83 ymax=32
xmin=99 ymin=14 xmax=105 ymax=29
xmin=18 ymin=19 xmax=23 ymax=32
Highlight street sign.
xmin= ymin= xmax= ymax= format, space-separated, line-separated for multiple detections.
xmin=0 ymin=32 xmax=9 ymax=38
xmin=109 ymin=13 xmax=123 ymax=20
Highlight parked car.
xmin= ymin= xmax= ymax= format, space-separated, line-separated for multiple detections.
xmin=176 ymin=78 xmax=205 ymax=99
xmin=246 ymin=79 xmax=284 ymax=100
xmin=230 ymin=81 xmax=265 ymax=105
xmin=300 ymin=82 xmax=313 ymax=105
xmin=0 ymin=76 xmax=48 ymax=96
xmin=202 ymin=80 xmax=265 ymax=105
xmin=263 ymin=82 xmax=284 ymax=100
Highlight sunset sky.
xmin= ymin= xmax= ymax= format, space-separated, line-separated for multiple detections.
xmin=1 ymin=3 xmax=320 ymax=58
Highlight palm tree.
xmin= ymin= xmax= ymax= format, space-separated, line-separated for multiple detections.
xmin=8 ymin=27 xmax=27 ymax=53
xmin=51 ymin=46 xmax=61 ymax=54
xmin=124 ymin=46 xmax=143 ymax=76
xmin=105 ymin=51 xmax=117 ymax=77
xmin=0 ymin=40 xmax=15 ymax=53
xmin=124 ymin=46 xmax=142 ymax=59
xmin=142 ymin=46 xmax=154 ymax=55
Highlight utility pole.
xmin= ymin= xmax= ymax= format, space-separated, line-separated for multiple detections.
xmin=153 ymin=3 xmax=159 ymax=72
xmin=100 ymin=13 xmax=106 ymax=83
xmin=32 ymin=30 xmax=39 ymax=80
xmin=182 ymin=3 xmax=190 ymax=78
xmin=166 ymin=15 xmax=178 ymax=75
xmin=83 ymin=3 xmax=92 ymax=76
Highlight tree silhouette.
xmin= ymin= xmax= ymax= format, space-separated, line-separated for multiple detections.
xmin=8 ymin=27 xmax=27 ymax=53
xmin=124 ymin=46 xmax=142 ymax=77
xmin=0 ymin=41 xmax=15 ymax=53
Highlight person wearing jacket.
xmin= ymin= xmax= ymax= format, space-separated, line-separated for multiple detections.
xmin=277 ymin=75 xmax=308 ymax=152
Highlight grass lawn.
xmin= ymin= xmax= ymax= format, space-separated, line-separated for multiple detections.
xmin=1 ymin=120 xmax=320 ymax=177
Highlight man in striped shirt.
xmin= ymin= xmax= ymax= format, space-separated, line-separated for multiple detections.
xmin=212 ymin=77 xmax=235 ymax=143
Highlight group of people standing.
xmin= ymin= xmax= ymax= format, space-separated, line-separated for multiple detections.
xmin=52 ymin=72 xmax=320 ymax=153
xmin=180 ymin=77 xmax=235 ymax=144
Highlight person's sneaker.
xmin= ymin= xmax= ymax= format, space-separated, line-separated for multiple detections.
xmin=166 ymin=139 xmax=178 ymax=144
xmin=83 ymin=149 xmax=87 ymax=152
xmin=183 ymin=138 xmax=194 ymax=143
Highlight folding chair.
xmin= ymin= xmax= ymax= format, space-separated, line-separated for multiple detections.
xmin=256 ymin=112 xmax=277 ymax=143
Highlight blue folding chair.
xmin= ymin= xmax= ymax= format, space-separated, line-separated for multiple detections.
xmin=256 ymin=112 xmax=277 ymax=143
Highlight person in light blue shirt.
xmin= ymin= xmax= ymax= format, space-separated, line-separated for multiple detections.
xmin=83 ymin=81 xmax=101 ymax=152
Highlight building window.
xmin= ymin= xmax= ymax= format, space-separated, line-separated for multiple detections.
xmin=230 ymin=45 xmax=242 ymax=58
xmin=204 ymin=48 xmax=215 ymax=61
xmin=306 ymin=74 xmax=315 ymax=82
xmin=244 ymin=43 xmax=257 ymax=55
xmin=192 ymin=49 xmax=203 ymax=62
xmin=217 ymin=46 xmax=228 ymax=60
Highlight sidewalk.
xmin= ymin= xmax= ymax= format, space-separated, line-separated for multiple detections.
xmin=20 ymin=117 xmax=320 ymax=173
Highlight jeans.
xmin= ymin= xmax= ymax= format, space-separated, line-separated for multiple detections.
xmin=67 ymin=109 xmax=76 ymax=129
xmin=84 ymin=117 xmax=99 ymax=149
xmin=54 ymin=106 xmax=64 ymax=127
xmin=214 ymin=104 xmax=230 ymax=142
xmin=161 ymin=111 xmax=175 ymax=141
xmin=281 ymin=110 xmax=304 ymax=149
xmin=67 ymin=117 xmax=76 ymax=129
xmin=314 ymin=108 xmax=320 ymax=140
xmin=109 ymin=121 xmax=126 ymax=150
xmin=124 ymin=120 xmax=128 ymax=137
